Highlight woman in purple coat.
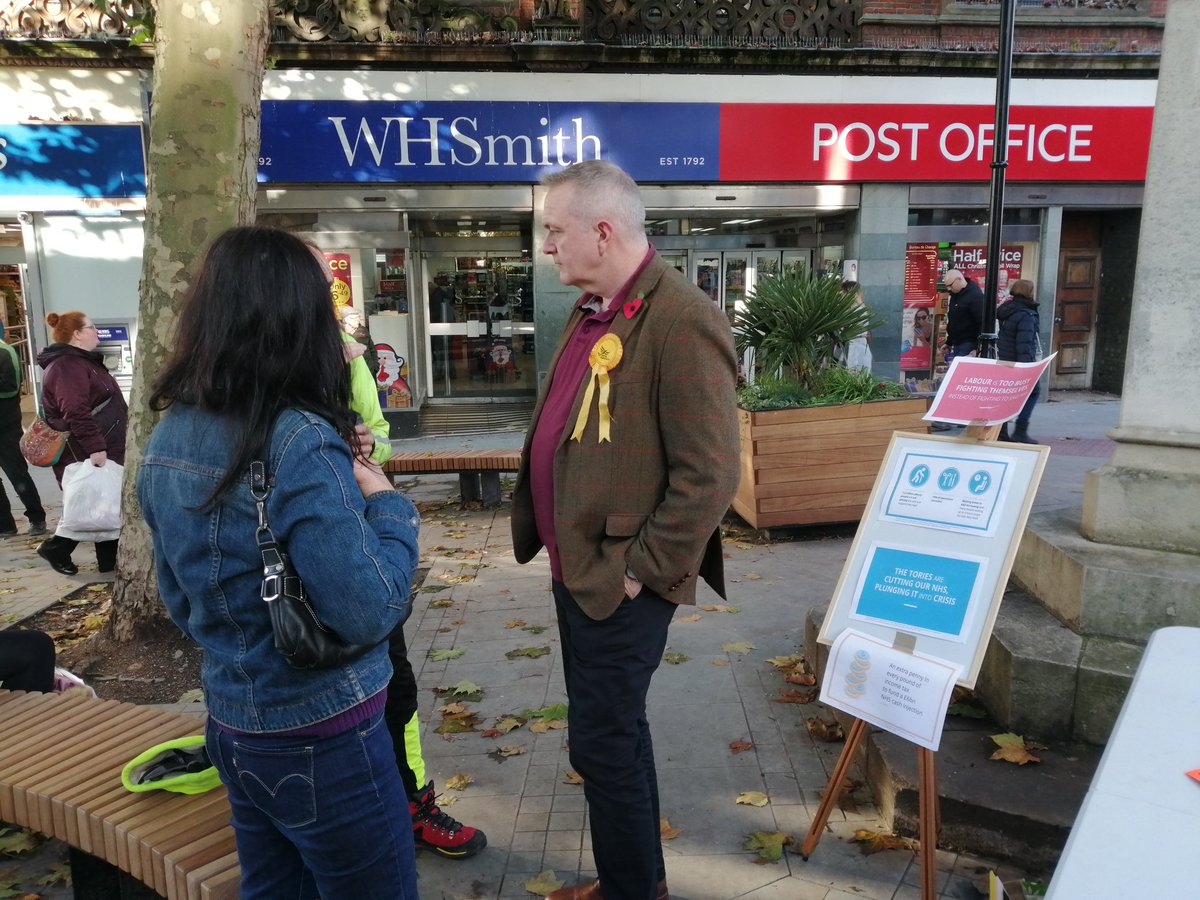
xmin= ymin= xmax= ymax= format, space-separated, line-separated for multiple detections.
xmin=35 ymin=311 xmax=128 ymax=575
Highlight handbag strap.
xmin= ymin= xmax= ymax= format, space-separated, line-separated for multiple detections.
xmin=249 ymin=460 xmax=292 ymax=604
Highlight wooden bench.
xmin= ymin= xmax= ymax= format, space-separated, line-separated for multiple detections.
xmin=384 ymin=448 xmax=522 ymax=507
xmin=0 ymin=689 xmax=238 ymax=899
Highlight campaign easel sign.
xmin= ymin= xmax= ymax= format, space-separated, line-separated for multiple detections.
xmin=817 ymin=433 xmax=1049 ymax=696
xmin=925 ymin=355 xmax=1055 ymax=426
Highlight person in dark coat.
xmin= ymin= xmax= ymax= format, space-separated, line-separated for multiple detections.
xmin=997 ymin=279 xmax=1041 ymax=444
xmin=0 ymin=320 xmax=45 ymax=536
xmin=34 ymin=311 xmax=128 ymax=575
xmin=942 ymin=268 xmax=985 ymax=360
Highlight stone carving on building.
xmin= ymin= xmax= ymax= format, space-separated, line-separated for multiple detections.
xmin=583 ymin=0 xmax=860 ymax=44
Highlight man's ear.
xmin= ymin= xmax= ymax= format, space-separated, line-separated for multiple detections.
xmin=595 ymin=219 xmax=614 ymax=253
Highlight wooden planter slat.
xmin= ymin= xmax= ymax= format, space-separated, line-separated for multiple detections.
xmin=733 ymin=397 xmax=929 ymax=528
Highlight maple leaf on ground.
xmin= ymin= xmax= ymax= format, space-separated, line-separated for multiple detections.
xmin=743 ymin=830 xmax=794 ymax=862
xmin=662 ymin=651 xmax=690 ymax=665
xmin=562 ymin=770 xmax=585 ymax=785
xmin=525 ymin=871 xmax=564 ymax=895
xmin=428 ymin=648 xmax=466 ymax=661
xmin=429 ymin=598 xmax=454 ymax=609
xmin=490 ymin=715 xmax=526 ymax=734
xmin=990 ymin=732 xmax=1046 ymax=765
xmin=698 ymin=604 xmax=740 ymax=613
xmin=445 ymin=773 xmax=474 ymax=791
xmin=721 ymin=641 xmax=756 ymax=654
xmin=0 ymin=827 xmax=43 ymax=856
xmin=729 ymin=739 xmax=755 ymax=755
xmin=488 ymin=745 xmax=527 ymax=762
xmin=433 ymin=711 xmax=480 ymax=734
xmin=504 ymin=619 xmax=527 ymax=629
xmin=522 ymin=703 xmax=568 ymax=720
xmin=437 ymin=701 xmax=468 ymax=715
xmin=766 ymin=654 xmax=805 ymax=669
xmin=529 ymin=718 xmax=568 ymax=734
xmin=774 ymin=687 xmax=817 ymax=704
xmin=675 ymin=613 xmax=702 ymax=623
xmin=784 ymin=671 xmax=817 ymax=686
xmin=852 ymin=829 xmax=916 ymax=855
xmin=506 ymin=646 xmax=551 ymax=660
xmin=804 ymin=717 xmax=846 ymax=742
xmin=659 ymin=817 xmax=682 ymax=841
xmin=522 ymin=624 xmax=550 ymax=634
xmin=441 ymin=680 xmax=485 ymax=702
xmin=735 ymin=790 xmax=770 ymax=807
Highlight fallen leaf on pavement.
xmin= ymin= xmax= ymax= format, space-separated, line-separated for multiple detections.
xmin=774 ymin=688 xmax=817 ymax=704
xmin=504 ymin=619 xmax=527 ymax=629
xmin=852 ymin=829 xmax=916 ymax=855
xmin=662 ymin=651 xmax=690 ymax=665
xmin=437 ymin=701 xmax=468 ymax=714
xmin=445 ymin=773 xmax=474 ymax=791
xmin=721 ymin=641 xmax=756 ymax=654
xmin=675 ymin=613 xmax=702 ymax=623
xmin=659 ymin=818 xmax=682 ymax=841
xmin=506 ymin=646 xmax=551 ymax=660
xmin=743 ymin=572 xmax=762 ymax=580
xmin=178 ymin=688 xmax=204 ymax=704
xmin=439 ymin=680 xmax=485 ymax=702
xmin=522 ymin=624 xmax=550 ymax=635
xmin=429 ymin=598 xmax=454 ymax=609
xmin=804 ymin=717 xmax=846 ymax=742
xmin=450 ymin=619 xmax=467 ymax=626
xmin=488 ymin=745 xmax=527 ymax=762
xmin=428 ymin=648 xmax=466 ymax=661
xmin=698 ymin=604 xmax=740 ymax=613
xmin=524 ymin=871 xmax=564 ymax=895
xmin=433 ymin=711 xmax=479 ymax=734
xmin=743 ymin=830 xmax=794 ymax=862
xmin=784 ymin=671 xmax=817 ymax=686
xmin=711 ymin=658 xmax=729 ymax=666
xmin=0 ymin=826 xmax=43 ymax=855
xmin=562 ymin=770 xmax=584 ymax=785
xmin=990 ymin=733 xmax=1045 ymax=765
xmin=491 ymin=715 xmax=527 ymax=734
xmin=729 ymin=739 xmax=755 ymax=755
xmin=766 ymin=655 xmax=805 ymax=669
xmin=735 ymin=791 xmax=770 ymax=807
xmin=529 ymin=718 xmax=568 ymax=734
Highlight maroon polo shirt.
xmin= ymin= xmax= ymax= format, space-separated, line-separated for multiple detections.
xmin=530 ymin=245 xmax=655 ymax=580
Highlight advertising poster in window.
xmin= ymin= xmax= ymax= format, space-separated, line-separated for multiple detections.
xmin=901 ymin=302 xmax=935 ymax=370
xmin=946 ymin=245 xmax=1026 ymax=303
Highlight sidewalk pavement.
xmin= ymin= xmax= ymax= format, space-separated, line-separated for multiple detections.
xmin=0 ymin=391 xmax=1120 ymax=899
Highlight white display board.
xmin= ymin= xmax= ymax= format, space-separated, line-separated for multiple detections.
xmin=817 ymin=432 xmax=1048 ymax=687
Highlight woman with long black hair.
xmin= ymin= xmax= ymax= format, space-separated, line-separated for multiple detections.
xmin=137 ymin=226 xmax=420 ymax=899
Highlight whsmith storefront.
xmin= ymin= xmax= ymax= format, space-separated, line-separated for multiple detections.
xmin=0 ymin=71 xmax=1154 ymax=436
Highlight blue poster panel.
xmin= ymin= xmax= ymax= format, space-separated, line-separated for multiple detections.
xmin=259 ymin=100 xmax=720 ymax=183
xmin=0 ymin=125 xmax=145 ymax=198
xmin=852 ymin=544 xmax=985 ymax=641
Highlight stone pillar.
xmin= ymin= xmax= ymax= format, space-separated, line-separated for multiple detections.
xmin=1081 ymin=0 xmax=1200 ymax=555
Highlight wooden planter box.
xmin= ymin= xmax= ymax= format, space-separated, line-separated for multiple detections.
xmin=732 ymin=397 xmax=930 ymax=529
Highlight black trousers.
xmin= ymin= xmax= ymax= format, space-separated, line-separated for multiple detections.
xmin=0 ymin=630 xmax=55 ymax=693
xmin=553 ymin=580 xmax=676 ymax=900
xmin=0 ymin=400 xmax=45 ymax=530
xmin=39 ymin=535 xmax=118 ymax=571
xmin=384 ymin=625 xmax=421 ymax=799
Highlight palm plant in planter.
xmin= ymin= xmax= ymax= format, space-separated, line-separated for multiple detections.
xmin=728 ymin=265 xmax=928 ymax=529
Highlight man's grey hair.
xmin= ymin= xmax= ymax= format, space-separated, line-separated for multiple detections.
xmin=541 ymin=160 xmax=646 ymax=238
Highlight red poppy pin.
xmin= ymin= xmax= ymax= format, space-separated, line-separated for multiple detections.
xmin=623 ymin=296 xmax=643 ymax=319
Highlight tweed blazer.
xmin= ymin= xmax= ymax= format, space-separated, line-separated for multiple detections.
xmin=511 ymin=253 xmax=741 ymax=620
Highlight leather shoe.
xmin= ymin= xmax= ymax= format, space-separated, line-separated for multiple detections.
xmin=546 ymin=879 xmax=668 ymax=900
xmin=37 ymin=541 xmax=78 ymax=576
xmin=27 ymin=521 xmax=47 ymax=536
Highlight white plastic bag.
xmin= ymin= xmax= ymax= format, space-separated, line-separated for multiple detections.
xmin=56 ymin=461 xmax=123 ymax=541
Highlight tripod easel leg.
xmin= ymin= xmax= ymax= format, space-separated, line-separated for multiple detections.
xmin=800 ymin=717 xmax=869 ymax=859
xmin=917 ymin=747 xmax=940 ymax=900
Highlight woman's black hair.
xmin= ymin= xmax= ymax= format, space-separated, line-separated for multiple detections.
xmin=149 ymin=225 xmax=356 ymax=505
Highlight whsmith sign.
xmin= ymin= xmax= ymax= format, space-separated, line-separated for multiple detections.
xmin=0 ymin=100 xmax=1154 ymax=198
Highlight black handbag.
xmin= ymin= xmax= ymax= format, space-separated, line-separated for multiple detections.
xmin=250 ymin=460 xmax=373 ymax=670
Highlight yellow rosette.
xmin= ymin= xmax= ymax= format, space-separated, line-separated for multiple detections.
xmin=571 ymin=333 xmax=623 ymax=443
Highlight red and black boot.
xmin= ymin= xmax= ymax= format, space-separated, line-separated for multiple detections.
xmin=409 ymin=781 xmax=487 ymax=859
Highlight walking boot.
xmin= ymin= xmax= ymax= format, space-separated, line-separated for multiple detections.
xmin=409 ymin=781 xmax=487 ymax=859
xmin=37 ymin=538 xmax=78 ymax=576
xmin=1011 ymin=422 xmax=1038 ymax=444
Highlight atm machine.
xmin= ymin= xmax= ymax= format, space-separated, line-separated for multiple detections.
xmin=93 ymin=321 xmax=135 ymax=401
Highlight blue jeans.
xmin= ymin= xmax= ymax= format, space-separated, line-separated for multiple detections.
xmin=206 ymin=711 xmax=419 ymax=900
xmin=554 ymin=581 xmax=677 ymax=900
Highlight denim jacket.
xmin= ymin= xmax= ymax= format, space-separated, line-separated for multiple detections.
xmin=137 ymin=404 xmax=419 ymax=733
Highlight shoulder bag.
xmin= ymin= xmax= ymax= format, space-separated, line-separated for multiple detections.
xmin=19 ymin=415 xmax=70 ymax=467
xmin=250 ymin=459 xmax=373 ymax=670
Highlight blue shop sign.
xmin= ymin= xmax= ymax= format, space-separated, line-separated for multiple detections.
xmin=260 ymin=100 xmax=720 ymax=183
xmin=0 ymin=124 xmax=145 ymax=198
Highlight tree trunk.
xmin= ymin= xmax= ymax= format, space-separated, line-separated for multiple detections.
xmin=110 ymin=0 xmax=271 ymax=640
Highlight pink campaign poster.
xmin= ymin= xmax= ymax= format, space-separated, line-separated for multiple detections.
xmin=925 ymin=356 xmax=1055 ymax=425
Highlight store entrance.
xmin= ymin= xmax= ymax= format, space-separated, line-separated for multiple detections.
xmin=422 ymin=251 xmax=535 ymax=401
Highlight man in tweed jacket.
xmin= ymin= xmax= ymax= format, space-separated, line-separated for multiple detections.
xmin=512 ymin=160 xmax=740 ymax=900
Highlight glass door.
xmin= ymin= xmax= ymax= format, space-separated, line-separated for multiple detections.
xmin=424 ymin=253 xmax=534 ymax=400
